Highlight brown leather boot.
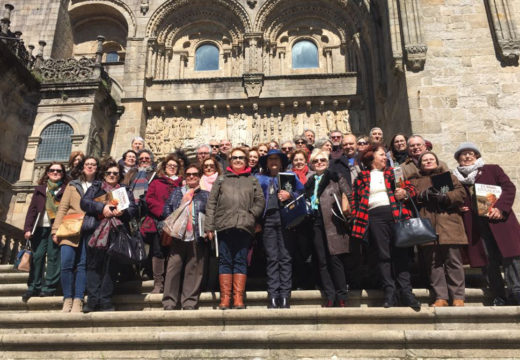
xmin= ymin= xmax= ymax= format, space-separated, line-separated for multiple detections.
xmin=151 ymin=257 xmax=165 ymax=294
xmin=218 ymin=274 xmax=233 ymax=310
xmin=232 ymin=273 xmax=247 ymax=309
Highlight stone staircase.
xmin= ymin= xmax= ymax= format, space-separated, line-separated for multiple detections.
xmin=0 ymin=264 xmax=519 ymax=359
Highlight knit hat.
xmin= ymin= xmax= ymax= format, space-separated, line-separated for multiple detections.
xmin=454 ymin=142 xmax=481 ymax=160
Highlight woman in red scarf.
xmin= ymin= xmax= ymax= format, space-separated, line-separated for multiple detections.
xmin=204 ymin=147 xmax=265 ymax=309
xmin=291 ymin=149 xmax=314 ymax=185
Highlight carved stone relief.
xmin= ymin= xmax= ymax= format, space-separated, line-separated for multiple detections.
xmin=145 ymin=101 xmax=360 ymax=159
xmin=485 ymin=0 xmax=520 ymax=65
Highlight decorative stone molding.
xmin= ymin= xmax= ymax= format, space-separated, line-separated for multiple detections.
xmin=243 ymin=73 xmax=264 ymax=98
xmin=485 ymin=0 xmax=520 ymax=65
xmin=247 ymin=0 xmax=257 ymax=9
xmin=398 ymin=0 xmax=428 ymax=72
xmin=387 ymin=0 xmax=404 ymax=73
xmin=33 ymin=57 xmax=100 ymax=83
xmin=140 ymin=0 xmax=149 ymax=15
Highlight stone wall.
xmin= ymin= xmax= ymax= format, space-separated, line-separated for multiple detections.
xmin=406 ymin=0 xmax=520 ymax=212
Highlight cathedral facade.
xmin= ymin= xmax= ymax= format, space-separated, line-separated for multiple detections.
xmin=2 ymin=0 xmax=520 ymax=228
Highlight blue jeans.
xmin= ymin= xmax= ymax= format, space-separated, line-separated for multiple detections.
xmin=218 ymin=228 xmax=251 ymax=275
xmin=60 ymin=239 xmax=87 ymax=299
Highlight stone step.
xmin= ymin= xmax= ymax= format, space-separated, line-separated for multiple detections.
xmin=0 ymin=288 xmax=491 ymax=312
xmin=0 ymin=328 xmax=519 ymax=359
xmin=0 ymin=264 xmax=14 ymax=273
xmin=0 ymin=307 xmax=518 ymax=334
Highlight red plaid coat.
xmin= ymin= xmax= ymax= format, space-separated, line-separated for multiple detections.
xmin=351 ymin=169 xmax=416 ymax=241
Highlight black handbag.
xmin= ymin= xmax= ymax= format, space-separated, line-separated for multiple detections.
xmin=394 ymin=198 xmax=437 ymax=248
xmin=107 ymin=224 xmax=147 ymax=264
xmin=280 ymin=194 xmax=312 ymax=230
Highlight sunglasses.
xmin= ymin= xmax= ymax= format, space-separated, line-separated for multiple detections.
xmin=312 ymin=158 xmax=328 ymax=164
xmin=357 ymin=141 xmax=367 ymax=145
xmin=331 ymin=136 xmax=342 ymax=139
xmin=295 ymin=141 xmax=306 ymax=145
xmin=105 ymin=171 xmax=119 ymax=176
xmin=210 ymin=145 xmax=219 ymax=148
xmin=185 ymin=172 xmax=200 ymax=177
xmin=84 ymin=163 xmax=97 ymax=168
xmin=282 ymin=147 xmax=293 ymax=151
xmin=48 ymin=169 xmax=63 ymax=174
xmin=231 ymin=156 xmax=246 ymax=161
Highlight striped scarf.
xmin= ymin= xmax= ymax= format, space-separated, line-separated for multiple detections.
xmin=351 ymin=169 xmax=416 ymax=241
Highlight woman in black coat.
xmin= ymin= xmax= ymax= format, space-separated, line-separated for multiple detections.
xmin=80 ymin=158 xmax=137 ymax=312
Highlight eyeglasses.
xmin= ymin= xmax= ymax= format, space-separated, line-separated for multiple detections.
xmin=357 ymin=141 xmax=367 ymax=145
xmin=331 ymin=135 xmax=342 ymax=139
xmin=295 ymin=141 xmax=306 ymax=145
xmin=312 ymin=158 xmax=328 ymax=164
xmin=185 ymin=172 xmax=200 ymax=178
xmin=105 ymin=171 xmax=119 ymax=176
xmin=139 ymin=157 xmax=151 ymax=162
xmin=231 ymin=156 xmax=246 ymax=161
xmin=460 ymin=151 xmax=476 ymax=157
xmin=203 ymin=163 xmax=215 ymax=168
xmin=84 ymin=163 xmax=97 ymax=168
xmin=48 ymin=169 xmax=63 ymax=174
xmin=197 ymin=152 xmax=209 ymax=156
xmin=166 ymin=164 xmax=178 ymax=169
xmin=282 ymin=147 xmax=293 ymax=151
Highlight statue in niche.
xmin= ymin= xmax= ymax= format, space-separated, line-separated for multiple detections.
xmin=237 ymin=113 xmax=248 ymax=145
xmin=325 ymin=111 xmax=335 ymax=133
xmin=226 ymin=111 xmax=234 ymax=141
xmin=262 ymin=113 xmax=269 ymax=142
xmin=337 ymin=110 xmax=351 ymax=134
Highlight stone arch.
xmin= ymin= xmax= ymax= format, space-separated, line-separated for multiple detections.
xmin=68 ymin=0 xmax=136 ymax=38
xmin=146 ymin=0 xmax=252 ymax=41
xmin=32 ymin=114 xmax=81 ymax=138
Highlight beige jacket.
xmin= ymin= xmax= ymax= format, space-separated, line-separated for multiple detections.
xmin=51 ymin=181 xmax=86 ymax=247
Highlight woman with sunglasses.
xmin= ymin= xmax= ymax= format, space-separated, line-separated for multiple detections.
xmin=142 ymin=154 xmax=184 ymax=293
xmin=200 ymin=156 xmax=222 ymax=192
xmin=22 ymin=162 xmax=68 ymax=301
xmin=51 ymin=157 xmax=100 ymax=312
xmin=304 ymin=150 xmax=352 ymax=307
xmin=122 ymin=149 xmax=156 ymax=204
xmin=205 ymin=147 xmax=265 ymax=309
xmin=80 ymin=158 xmax=137 ymax=312
xmin=161 ymin=164 xmax=209 ymax=310
xmin=351 ymin=145 xmax=420 ymax=309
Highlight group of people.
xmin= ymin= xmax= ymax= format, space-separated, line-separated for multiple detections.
xmin=21 ymin=128 xmax=520 ymax=313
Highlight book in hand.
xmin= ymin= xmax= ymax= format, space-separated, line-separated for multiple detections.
xmin=277 ymin=172 xmax=297 ymax=193
xmin=474 ymin=183 xmax=502 ymax=217
xmin=431 ymin=172 xmax=454 ymax=194
xmin=107 ymin=187 xmax=130 ymax=211
xmin=393 ymin=167 xmax=404 ymax=188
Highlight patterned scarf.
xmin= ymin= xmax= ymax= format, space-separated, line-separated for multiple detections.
xmin=293 ymin=165 xmax=309 ymax=185
xmin=181 ymin=187 xmax=197 ymax=241
xmin=351 ymin=169 xmax=415 ymax=241
xmin=453 ymin=158 xmax=485 ymax=185
xmin=45 ymin=179 xmax=63 ymax=220
xmin=88 ymin=182 xmax=123 ymax=249
xmin=311 ymin=174 xmax=323 ymax=210
xmin=131 ymin=167 xmax=153 ymax=202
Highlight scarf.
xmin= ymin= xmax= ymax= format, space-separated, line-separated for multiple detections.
xmin=45 ymin=179 xmax=63 ymax=220
xmin=311 ymin=174 xmax=323 ymax=210
xmin=226 ymin=166 xmax=252 ymax=176
xmin=200 ymin=172 xmax=218 ymax=191
xmin=293 ymin=165 xmax=309 ymax=185
xmin=453 ymin=158 xmax=485 ymax=185
xmin=131 ymin=168 xmax=152 ymax=202
xmin=393 ymin=151 xmax=408 ymax=166
xmin=88 ymin=182 xmax=123 ymax=249
xmin=181 ymin=187 xmax=197 ymax=241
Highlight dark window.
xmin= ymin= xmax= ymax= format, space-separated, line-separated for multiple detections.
xmin=36 ymin=121 xmax=73 ymax=162
xmin=106 ymin=51 xmax=119 ymax=63
xmin=292 ymin=40 xmax=319 ymax=69
xmin=195 ymin=44 xmax=219 ymax=71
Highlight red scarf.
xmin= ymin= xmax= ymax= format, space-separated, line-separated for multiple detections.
xmin=292 ymin=165 xmax=309 ymax=185
xmin=226 ymin=166 xmax=252 ymax=176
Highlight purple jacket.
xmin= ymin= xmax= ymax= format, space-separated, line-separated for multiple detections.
xmin=24 ymin=184 xmax=66 ymax=233
xmin=461 ymin=164 xmax=520 ymax=267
